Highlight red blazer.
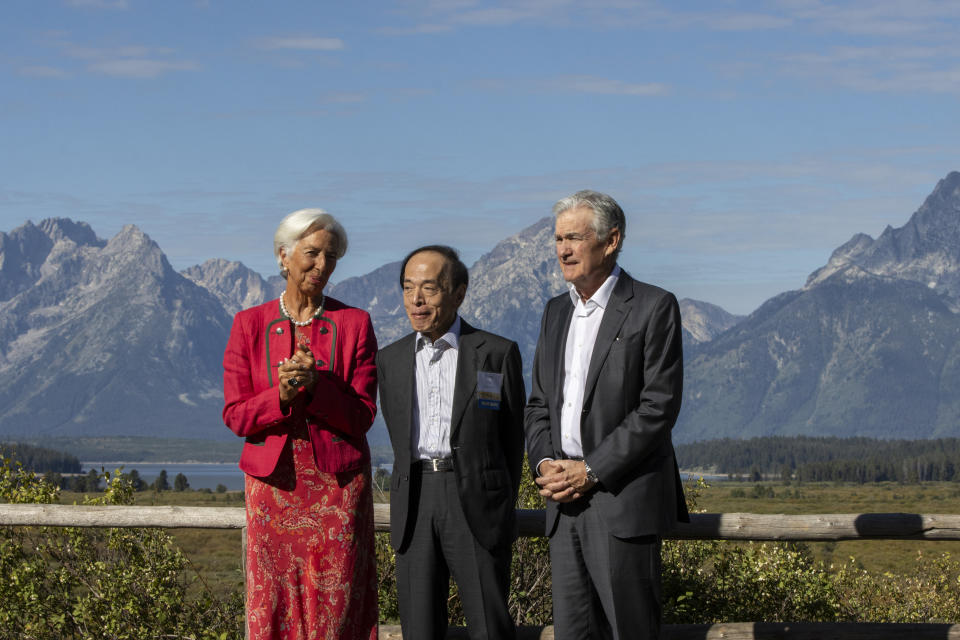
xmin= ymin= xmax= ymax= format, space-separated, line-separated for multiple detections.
xmin=222 ymin=296 xmax=378 ymax=477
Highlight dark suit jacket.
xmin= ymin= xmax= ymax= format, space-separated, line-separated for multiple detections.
xmin=377 ymin=319 xmax=526 ymax=552
xmin=525 ymin=270 xmax=689 ymax=538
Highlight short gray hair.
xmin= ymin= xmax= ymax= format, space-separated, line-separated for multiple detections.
xmin=553 ymin=190 xmax=626 ymax=258
xmin=273 ymin=208 xmax=348 ymax=273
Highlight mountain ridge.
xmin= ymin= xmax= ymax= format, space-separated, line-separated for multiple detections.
xmin=12 ymin=169 xmax=960 ymax=442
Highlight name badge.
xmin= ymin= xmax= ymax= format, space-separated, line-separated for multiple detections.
xmin=477 ymin=371 xmax=503 ymax=410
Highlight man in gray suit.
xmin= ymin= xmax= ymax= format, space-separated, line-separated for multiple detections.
xmin=525 ymin=190 xmax=688 ymax=640
xmin=377 ymin=245 xmax=526 ymax=640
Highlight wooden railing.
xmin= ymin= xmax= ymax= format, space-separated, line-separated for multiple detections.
xmin=2 ymin=504 xmax=959 ymax=639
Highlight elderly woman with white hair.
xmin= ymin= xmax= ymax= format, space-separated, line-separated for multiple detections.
xmin=222 ymin=208 xmax=378 ymax=639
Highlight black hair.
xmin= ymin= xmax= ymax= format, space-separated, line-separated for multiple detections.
xmin=399 ymin=244 xmax=469 ymax=292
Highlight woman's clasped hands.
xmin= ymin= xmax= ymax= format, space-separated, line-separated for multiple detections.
xmin=278 ymin=343 xmax=317 ymax=406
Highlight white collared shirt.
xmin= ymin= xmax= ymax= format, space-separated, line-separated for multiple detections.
xmin=412 ymin=315 xmax=461 ymax=460
xmin=559 ymin=266 xmax=621 ymax=458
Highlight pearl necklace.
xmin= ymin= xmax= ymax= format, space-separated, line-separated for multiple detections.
xmin=280 ymin=293 xmax=324 ymax=327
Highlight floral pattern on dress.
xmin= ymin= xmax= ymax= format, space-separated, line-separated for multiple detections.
xmin=245 ymin=425 xmax=377 ymax=640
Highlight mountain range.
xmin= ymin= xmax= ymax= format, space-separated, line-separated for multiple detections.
xmin=0 ymin=220 xmax=230 ymax=439
xmin=1 ymin=171 xmax=959 ymax=444
xmin=677 ymin=171 xmax=960 ymax=442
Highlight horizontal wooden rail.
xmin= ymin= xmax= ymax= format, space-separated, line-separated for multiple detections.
xmin=670 ymin=512 xmax=960 ymax=541
xmin=2 ymin=504 xmax=960 ymax=541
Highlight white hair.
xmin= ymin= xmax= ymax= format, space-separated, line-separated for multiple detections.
xmin=273 ymin=208 xmax=348 ymax=274
xmin=553 ymin=190 xmax=626 ymax=259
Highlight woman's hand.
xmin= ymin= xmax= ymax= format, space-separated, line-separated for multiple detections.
xmin=278 ymin=344 xmax=317 ymax=407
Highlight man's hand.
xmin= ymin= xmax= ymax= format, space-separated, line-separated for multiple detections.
xmin=535 ymin=459 xmax=597 ymax=503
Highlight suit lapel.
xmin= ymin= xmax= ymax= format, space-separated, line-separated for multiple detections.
xmin=390 ymin=333 xmax=418 ymax=458
xmin=450 ymin=320 xmax=486 ymax=443
xmin=582 ymin=273 xmax=633 ymax=405
xmin=550 ymin=298 xmax=575 ymax=409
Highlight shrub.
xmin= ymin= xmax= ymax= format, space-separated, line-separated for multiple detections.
xmin=0 ymin=457 xmax=242 ymax=639
xmin=662 ymin=478 xmax=842 ymax=623
xmin=834 ymin=551 xmax=960 ymax=622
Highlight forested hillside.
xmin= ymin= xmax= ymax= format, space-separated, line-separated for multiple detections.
xmin=677 ymin=436 xmax=960 ymax=483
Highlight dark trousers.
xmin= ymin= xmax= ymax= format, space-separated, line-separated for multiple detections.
xmin=396 ymin=470 xmax=515 ymax=640
xmin=550 ymin=498 xmax=662 ymax=640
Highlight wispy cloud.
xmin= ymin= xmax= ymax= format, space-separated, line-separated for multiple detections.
xmin=65 ymin=44 xmax=175 ymax=60
xmin=18 ymin=65 xmax=69 ymax=78
xmin=694 ymin=12 xmax=792 ymax=31
xmin=88 ymin=59 xmax=199 ymax=78
xmin=257 ymin=36 xmax=344 ymax=51
xmin=40 ymin=38 xmax=200 ymax=79
xmin=780 ymin=44 xmax=960 ymax=93
xmin=317 ymin=91 xmax=366 ymax=104
xmin=780 ymin=0 xmax=960 ymax=37
xmin=468 ymin=75 xmax=669 ymax=96
xmin=378 ymin=24 xmax=452 ymax=35
xmin=547 ymin=75 xmax=670 ymax=96
xmin=64 ymin=0 xmax=128 ymax=9
xmin=389 ymin=0 xmax=794 ymax=33
xmin=389 ymin=0 xmax=958 ymax=40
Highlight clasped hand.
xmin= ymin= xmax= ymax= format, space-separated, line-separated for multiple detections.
xmin=278 ymin=344 xmax=317 ymax=407
xmin=535 ymin=459 xmax=597 ymax=503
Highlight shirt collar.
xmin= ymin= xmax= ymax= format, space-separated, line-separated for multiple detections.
xmin=567 ymin=265 xmax=621 ymax=309
xmin=416 ymin=314 xmax=461 ymax=351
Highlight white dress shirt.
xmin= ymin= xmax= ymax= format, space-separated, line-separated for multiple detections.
xmin=412 ymin=315 xmax=461 ymax=460
xmin=559 ymin=266 xmax=621 ymax=458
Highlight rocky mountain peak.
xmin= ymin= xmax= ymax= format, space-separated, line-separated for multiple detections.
xmin=0 ymin=219 xmax=231 ymax=439
xmin=37 ymin=218 xmax=102 ymax=247
xmin=327 ymin=261 xmax=407 ymax=345
xmin=182 ymin=258 xmax=275 ymax=316
xmin=678 ymin=298 xmax=744 ymax=346
xmin=0 ymin=218 xmax=107 ymax=303
xmin=804 ymin=170 xmax=960 ymax=304
xmin=97 ymin=224 xmax=176 ymax=286
xmin=461 ymin=216 xmax=565 ymax=360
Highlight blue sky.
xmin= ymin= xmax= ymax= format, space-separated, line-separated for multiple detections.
xmin=2 ymin=0 xmax=958 ymax=315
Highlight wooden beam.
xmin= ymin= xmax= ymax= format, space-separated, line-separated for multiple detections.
xmin=2 ymin=505 xmax=960 ymax=541
xmin=0 ymin=503 xmax=246 ymax=528
xmin=670 ymin=512 xmax=960 ymax=541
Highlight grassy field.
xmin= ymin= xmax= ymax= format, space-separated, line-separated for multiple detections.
xmin=58 ymin=480 xmax=960 ymax=597
xmin=689 ymin=478 xmax=960 ymax=576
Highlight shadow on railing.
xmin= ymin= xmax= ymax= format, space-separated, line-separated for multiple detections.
xmin=1 ymin=504 xmax=959 ymax=639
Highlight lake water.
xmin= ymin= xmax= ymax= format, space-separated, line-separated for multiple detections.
xmin=83 ymin=462 xmax=245 ymax=491
xmin=80 ymin=462 xmax=715 ymax=492
xmin=82 ymin=461 xmax=396 ymax=492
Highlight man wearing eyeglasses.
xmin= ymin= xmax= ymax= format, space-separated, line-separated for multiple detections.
xmin=377 ymin=245 xmax=526 ymax=640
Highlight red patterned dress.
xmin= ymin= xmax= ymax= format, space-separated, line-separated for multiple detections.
xmin=245 ymin=425 xmax=377 ymax=640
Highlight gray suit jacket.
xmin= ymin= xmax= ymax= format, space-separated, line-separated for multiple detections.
xmin=377 ymin=319 xmax=526 ymax=551
xmin=525 ymin=270 xmax=689 ymax=538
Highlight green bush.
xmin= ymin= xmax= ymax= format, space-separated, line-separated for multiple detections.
xmin=4 ymin=457 xmax=960 ymax=632
xmin=662 ymin=478 xmax=960 ymax=624
xmin=663 ymin=479 xmax=840 ymax=623
xmin=834 ymin=551 xmax=960 ymax=622
xmin=0 ymin=458 xmax=242 ymax=639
